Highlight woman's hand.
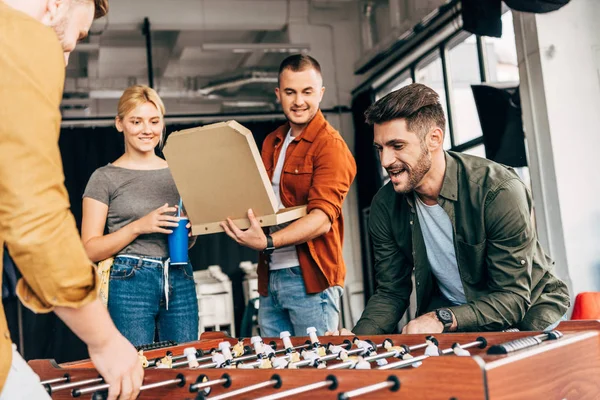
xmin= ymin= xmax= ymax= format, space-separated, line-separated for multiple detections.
xmin=133 ymin=203 xmax=179 ymax=235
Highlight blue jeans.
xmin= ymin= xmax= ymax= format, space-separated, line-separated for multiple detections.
xmin=107 ymin=255 xmax=199 ymax=347
xmin=258 ymin=266 xmax=342 ymax=337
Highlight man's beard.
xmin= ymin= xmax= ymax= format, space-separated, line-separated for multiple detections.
xmin=389 ymin=142 xmax=431 ymax=194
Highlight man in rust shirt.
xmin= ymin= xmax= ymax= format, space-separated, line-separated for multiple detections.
xmin=222 ymin=55 xmax=356 ymax=337
xmin=0 ymin=1 xmax=142 ymax=399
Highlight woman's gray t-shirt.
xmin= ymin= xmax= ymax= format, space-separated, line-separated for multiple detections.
xmin=83 ymin=164 xmax=180 ymax=258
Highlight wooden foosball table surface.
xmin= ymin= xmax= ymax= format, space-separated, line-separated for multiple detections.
xmin=29 ymin=320 xmax=600 ymax=400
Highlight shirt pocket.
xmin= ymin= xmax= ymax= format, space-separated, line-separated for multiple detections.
xmin=456 ymin=239 xmax=487 ymax=286
xmin=282 ymin=162 xmax=313 ymax=203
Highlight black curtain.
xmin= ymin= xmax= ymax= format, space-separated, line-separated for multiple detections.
xmin=8 ymin=118 xmax=284 ymax=363
xmin=351 ymin=89 xmax=380 ymax=302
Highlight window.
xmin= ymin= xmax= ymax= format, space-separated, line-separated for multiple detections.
xmin=483 ymin=12 xmax=520 ymax=83
xmin=447 ymin=34 xmax=483 ymax=146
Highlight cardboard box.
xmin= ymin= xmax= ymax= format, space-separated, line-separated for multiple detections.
xmin=163 ymin=121 xmax=307 ymax=236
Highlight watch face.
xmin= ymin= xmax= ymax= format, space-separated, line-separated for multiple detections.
xmin=438 ymin=309 xmax=452 ymax=322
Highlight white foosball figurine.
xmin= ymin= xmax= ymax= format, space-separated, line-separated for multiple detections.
xmin=137 ymin=350 xmax=148 ymax=368
xmin=352 ymin=337 xmax=376 ymax=356
xmin=300 ymin=348 xmax=325 ymax=368
xmin=232 ymin=339 xmax=245 ymax=358
xmin=424 ymin=336 xmax=441 ymax=356
xmin=271 ymin=355 xmax=289 ymax=369
xmin=452 ymin=343 xmax=471 ymax=357
xmin=354 ymin=355 xmax=372 ymax=370
xmin=219 ymin=341 xmax=235 ymax=367
xmin=211 ymin=348 xmax=227 ymax=368
xmin=280 ymin=331 xmax=301 ymax=362
xmin=307 ymin=327 xmax=327 ymax=357
xmin=326 ymin=343 xmax=347 ymax=356
xmin=183 ymin=347 xmax=199 ymax=368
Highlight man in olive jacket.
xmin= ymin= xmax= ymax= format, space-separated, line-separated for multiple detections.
xmin=352 ymin=83 xmax=569 ymax=335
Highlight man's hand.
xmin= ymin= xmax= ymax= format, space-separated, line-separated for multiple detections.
xmin=325 ymin=328 xmax=354 ymax=336
xmin=220 ymin=209 xmax=267 ymax=251
xmin=88 ymin=333 xmax=144 ymax=400
xmin=401 ymin=312 xmax=444 ymax=334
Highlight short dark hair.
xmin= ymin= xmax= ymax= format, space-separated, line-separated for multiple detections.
xmin=364 ymin=83 xmax=446 ymax=138
xmin=75 ymin=0 xmax=108 ymax=19
xmin=278 ymin=54 xmax=322 ymax=85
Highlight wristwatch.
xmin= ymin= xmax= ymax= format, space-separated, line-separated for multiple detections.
xmin=435 ymin=308 xmax=454 ymax=332
xmin=262 ymin=235 xmax=275 ymax=256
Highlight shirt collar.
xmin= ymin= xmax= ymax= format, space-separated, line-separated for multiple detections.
xmin=274 ymin=110 xmax=326 ymax=143
xmin=439 ymin=151 xmax=458 ymax=202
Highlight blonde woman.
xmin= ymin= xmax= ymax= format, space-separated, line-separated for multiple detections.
xmin=81 ymin=85 xmax=198 ymax=346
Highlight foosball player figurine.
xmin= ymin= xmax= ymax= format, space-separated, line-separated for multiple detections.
xmin=218 ymin=341 xmax=236 ymax=368
xmin=271 ymin=354 xmax=290 ymax=369
xmin=211 ymin=348 xmax=227 ymax=368
xmin=326 ymin=342 xmax=347 ymax=356
xmin=300 ymin=348 xmax=326 ymax=369
xmin=232 ymin=338 xmax=245 ymax=358
xmin=354 ymin=355 xmax=372 ymax=370
xmin=452 ymin=342 xmax=471 ymax=357
xmin=156 ymin=353 xmax=173 ymax=369
xmin=280 ymin=331 xmax=301 ymax=363
xmin=352 ymin=337 xmax=376 ymax=356
xmin=251 ymin=336 xmax=275 ymax=359
xmin=137 ymin=350 xmax=149 ymax=368
xmin=307 ymin=327 xmax=327 ymax=357
xmin=184 ymin=347 xmax=200 ymax=368
xmin=424 ymin=336 xmax=441 ymax=356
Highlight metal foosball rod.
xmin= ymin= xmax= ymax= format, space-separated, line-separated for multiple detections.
xmin=327 ymin=340 xmax=428 ymax=370
xmin=378 ymin=337 xmax=488 ymax=370
xmin=178 ymin=341 xmax=311 ymax=369
xmin=196 ymin=374 xmax=282 ymax=400
xmin=71 ymin=373 xmax=186 ymax=398
xmin=188 ymin=373 xmax=232 ymax=393
xmin=487 ymin=330 xmax=563 ymax=354
xmin=254 ymin=375 xmax=339 ymax=400
xmin=46 ymin=377 xmax=104 ymax=395
xmin=337 ymin=376 xmax=400 ymax=400
xmin=40 ymin=374 xmax=70 ymax=386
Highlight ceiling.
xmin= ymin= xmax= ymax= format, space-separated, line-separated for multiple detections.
xmin=62 ymin=0 xmax=360 ymax=119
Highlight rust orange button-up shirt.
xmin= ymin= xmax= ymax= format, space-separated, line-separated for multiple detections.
xmin=0 ymin=4 xmax=99 ymax=391
xmin=258 ymin=111 xmax=357 ymax=295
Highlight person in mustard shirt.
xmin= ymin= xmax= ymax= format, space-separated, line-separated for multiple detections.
xmin=0 ymin=1 xmax=143 ymax=399
xmin=221 ymin=55 xmax=357 ymax=337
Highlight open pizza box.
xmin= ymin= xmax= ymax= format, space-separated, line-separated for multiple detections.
xmin=163 ymin=120 xmax=307 ymax=236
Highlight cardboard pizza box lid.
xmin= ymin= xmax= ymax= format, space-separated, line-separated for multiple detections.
xmin=163 ymin=120 xmax=307 ymax=235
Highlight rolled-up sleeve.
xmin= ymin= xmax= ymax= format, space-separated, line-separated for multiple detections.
xmin=306 ymin=137 xmax=357 ymax=222
xmin=0 ymin=24 xmax=98 ymax=313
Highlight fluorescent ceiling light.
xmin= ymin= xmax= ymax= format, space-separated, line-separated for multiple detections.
xmin=201 ymin=43 xmax=310 ymax=53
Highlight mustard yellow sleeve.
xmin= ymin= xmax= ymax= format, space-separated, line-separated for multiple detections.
xmin=0 ymin=10 xmax=98 ymax=313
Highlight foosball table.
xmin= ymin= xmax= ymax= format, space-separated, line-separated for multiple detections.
xmin=29 ymin=320 xmax=600 ymax=399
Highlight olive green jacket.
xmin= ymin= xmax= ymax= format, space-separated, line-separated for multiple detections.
xmin=353 ymin=152 xmax=570 ymax=334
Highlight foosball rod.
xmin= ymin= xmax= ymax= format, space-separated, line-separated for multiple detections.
xmin=40 ymin=374 xmax=70 ymax=386
xmin=182 ymin=342 xmax=312 ymax=369
xmin=197 ymin=374 xmax=282 ymax=400
xmin=46 ymin=377 xmax=103 ymax=395
xmin=378 ymin=337 xmax=487 ymax=370
xmin=337 ymin=376 xmax=400 ymax=400
xmin=254 ymin=375 xmax=339 ymax=400
xmin=71 ymin=373 xmax=185 ymax=397
xmin=327 ymin=341 xmax=428 ymax=370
